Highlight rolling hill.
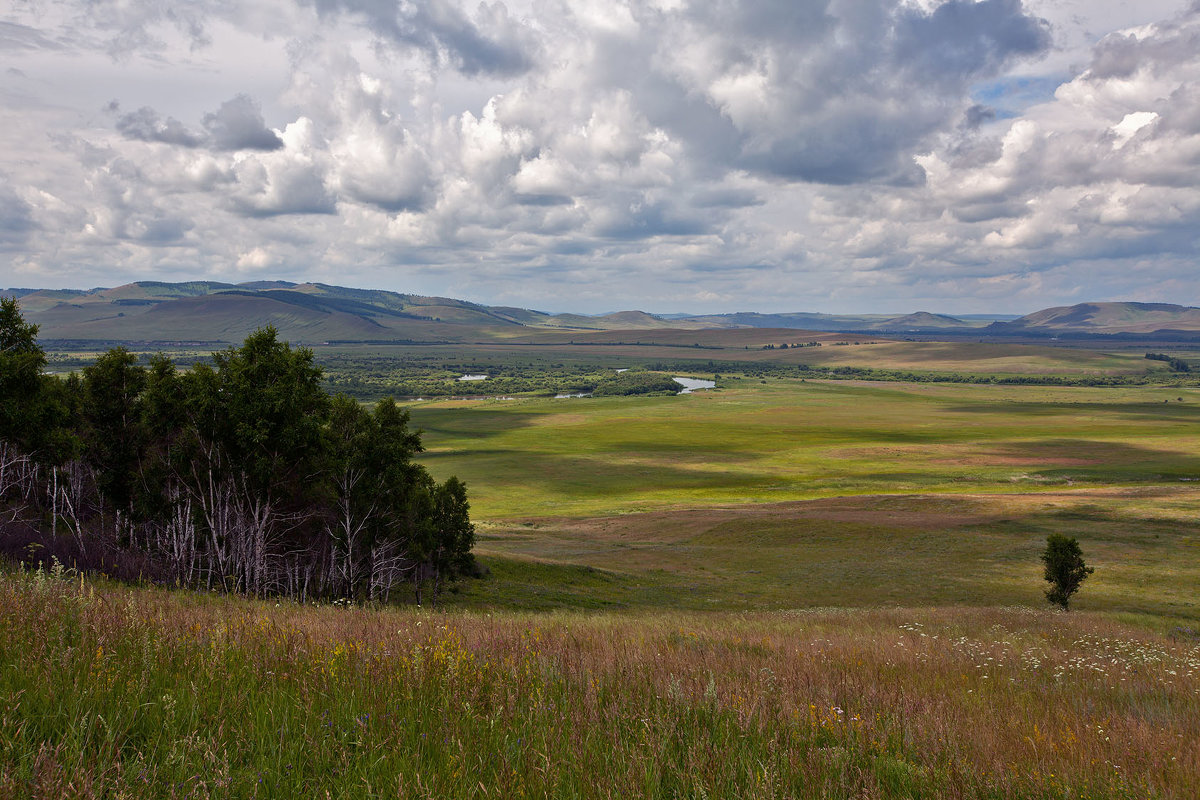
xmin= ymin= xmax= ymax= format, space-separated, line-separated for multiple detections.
xmin=989 ymin=301 xmax=1200 ymax=334
xmin=6 ymin=281 xmax=1199 ymax=343
xmin=6 ymin=281 xmax=711 ymax=343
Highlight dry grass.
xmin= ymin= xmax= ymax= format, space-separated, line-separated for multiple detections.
xmin=2 ymin=567 xmax=1197 ymax=798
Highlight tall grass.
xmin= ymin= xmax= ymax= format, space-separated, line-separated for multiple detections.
xmin=2 ymin=567 xmax=1196 ymax=798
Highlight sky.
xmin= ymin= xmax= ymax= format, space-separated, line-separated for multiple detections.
xmin=1 ymin=0 xmax=1198 ymax=315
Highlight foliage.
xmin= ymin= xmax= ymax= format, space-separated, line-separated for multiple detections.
xmin=0 ymin=305 xmax=476 ymax=604
xmin=0 ymin=297 xmax=47 ymax=452
xmin=1145 ymin=352 xmax=1191 ymax=372
xmin=590 ymin=371 xmax=681 ymax=396
xmin=1042 ymin=533 xmax=1095 ymax=610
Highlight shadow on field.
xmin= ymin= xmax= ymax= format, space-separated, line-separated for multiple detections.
xmin=409 ymin=407 xmax=544 ymax=439
xmin=945 ymin=400 xmax=1200 ymax=422
xmin=983 ymin=438 xmax=1200 ymax=480
xmin=420 ymin=448 xmax=777 ymax=493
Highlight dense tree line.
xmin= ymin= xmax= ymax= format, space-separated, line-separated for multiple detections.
xmin=1144 ymin=352 xmax=1191 ymax=372
xmin=642 ymin=360 xmax=1200 ymax=387
xmin=590 ymin=371 xmax=682 ymax=396
xmin=0 ymin=298 xmax=476 ymax=604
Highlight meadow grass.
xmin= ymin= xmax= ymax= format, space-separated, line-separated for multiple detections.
xmin=411 ymin=379 xmax=1200 ymax=519
xmin=3 ymin=567 xmax=1197 ymax=799
xmin=401 ymin=379 xmax=1200 ymax=620
xmin=450 ymin=491 xmax=1200 ymax=621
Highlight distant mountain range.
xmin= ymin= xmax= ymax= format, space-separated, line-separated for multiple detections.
xmin=4 ymin=282 xmax=1199 ymax=343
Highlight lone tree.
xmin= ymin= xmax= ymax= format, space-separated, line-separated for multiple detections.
xmin=1041 ymin=533 xmax=1094 ymax=610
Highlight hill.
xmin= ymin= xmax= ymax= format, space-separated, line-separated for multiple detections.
xmin=8 ymin=281 xmax=727 ymax=343
xmin=991 ymin=301 xmax=1200 ymax=334
xmin=675 ymin=310 xmax=986 ymax=331
xmin=8 ymin=281 xmax=1200 ymax=342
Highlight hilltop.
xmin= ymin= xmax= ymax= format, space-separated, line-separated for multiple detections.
xmin=989 ymin=301 xmax=1200 ymax=335
xmin=7 ymin=281 xmax=723 ymax=343
xmin=7 ymin=282 xmax=1200 ymax=343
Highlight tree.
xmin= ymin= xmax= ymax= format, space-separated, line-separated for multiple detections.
xmin=180 ymin=326 xmax=331 ymax=595
xmin=80 ymin=347 xmax=147 ymax=514
xmin=0 ymin=297 xmax=46 ymax=450
xmin=1041 ymin=534 xmax=1094 ymax=610
xmin=323 ymin=394 xmax=423 ymax=600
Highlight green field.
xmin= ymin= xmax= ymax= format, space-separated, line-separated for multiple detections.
xmin=396 ymin=379 xmax=1200 ymax=621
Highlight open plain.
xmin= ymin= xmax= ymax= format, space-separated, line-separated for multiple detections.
xmin=4 ymin=333 xmax=1200 ymax=798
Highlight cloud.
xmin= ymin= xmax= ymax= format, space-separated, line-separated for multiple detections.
xmin=644 ymin=0 xmax=1052 ymax=185
xmin=0 ymin=21 xmax=66 ymax=52
xmin=202 ymin=95 xmax=285 ymax=151
xmin=0 ymin=183 xmax=35 ymax=247
xmin=112 ymin=95 xmax=282 ymax=152
xmin=115 ymin=106 xmax=205 ymax=147
xmin=810 ymin=4 xmax=1200 ymax=300
xmin=303 ymin=0 xmax=537 ymax=76
xmin=230 ymin=118 xmax=336 ymax=216
xmin=2 ymin=0 xmax=1197 ymax=312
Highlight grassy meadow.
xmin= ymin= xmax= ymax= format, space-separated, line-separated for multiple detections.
xmin=9 ymin=341 xmax=1200 ymax=797
xmin=405 ymin=379 xmax=1200 ymax=621
xmin=3 ymin=568 xmax=1198 ymax=799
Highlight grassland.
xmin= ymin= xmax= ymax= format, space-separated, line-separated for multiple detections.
xmin=399 ymin=379 xmax=1200 ymax=622
xmin=3 ymin=568 xmax=1197 ymax=799
xmin=413 ymin=380 xmax=1200 ymax=518
xmin=11 ymin=340 xmax=1200 ymax=797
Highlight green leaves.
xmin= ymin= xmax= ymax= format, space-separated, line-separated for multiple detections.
xmin=1041 ymin=533 xmax=1094 ymax=610
xmin=0 ymin=296 xmax=47 ymax=448
xmin=81 ymin=347 xmax=147 ymax=510
xmin=206 ymin=326 xmax=329 ymax=498
xmin=1 ymin=307 xmax=477 ymax=602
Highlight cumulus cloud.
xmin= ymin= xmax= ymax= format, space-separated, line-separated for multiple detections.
xmin=644 ymin=0 xmax=1051 ymax=185
xmin=202 ymin=95 xmax=285 ymax=151
xmin=0 ymin=182 xmax=35 ymax=247
xmin=115 ymin=106 xmax=205 ymax=147
xmin=112 ymin=95 xmax=283 ymax=152
xmin=230 ymin=119 xmax=335 ymax=216
xmin=795 ymin=3 xmax=1200 ymax=307
xmin=302 ymin=0 xmax=538 ymax=76
xmin=1 ymin=0 xmax=1197 ymax=311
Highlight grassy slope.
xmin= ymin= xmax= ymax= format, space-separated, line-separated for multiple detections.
xmin=408 ymin=380 xmax=1200 ymax=620
xmin=3 ymin=572 xmax=1197 ymax=799
xmin=1010 ymin=301 xmax=1200 ymax=333
xmin=6 ymin=354 xmax=1200 ymax=797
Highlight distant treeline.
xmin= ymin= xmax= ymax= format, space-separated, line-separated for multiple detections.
xmin=1145 ymin=352 xmax=1191 ymax=372
xmin=0 ymin=298 xmax=476 ymax=605
xmin=643 ymin=360 xmax=1200 ymax=387
xmin=323 ymin=360 xmax=684 ymax=400
xmin=591 ymin=372 xmax=681 ymax=396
